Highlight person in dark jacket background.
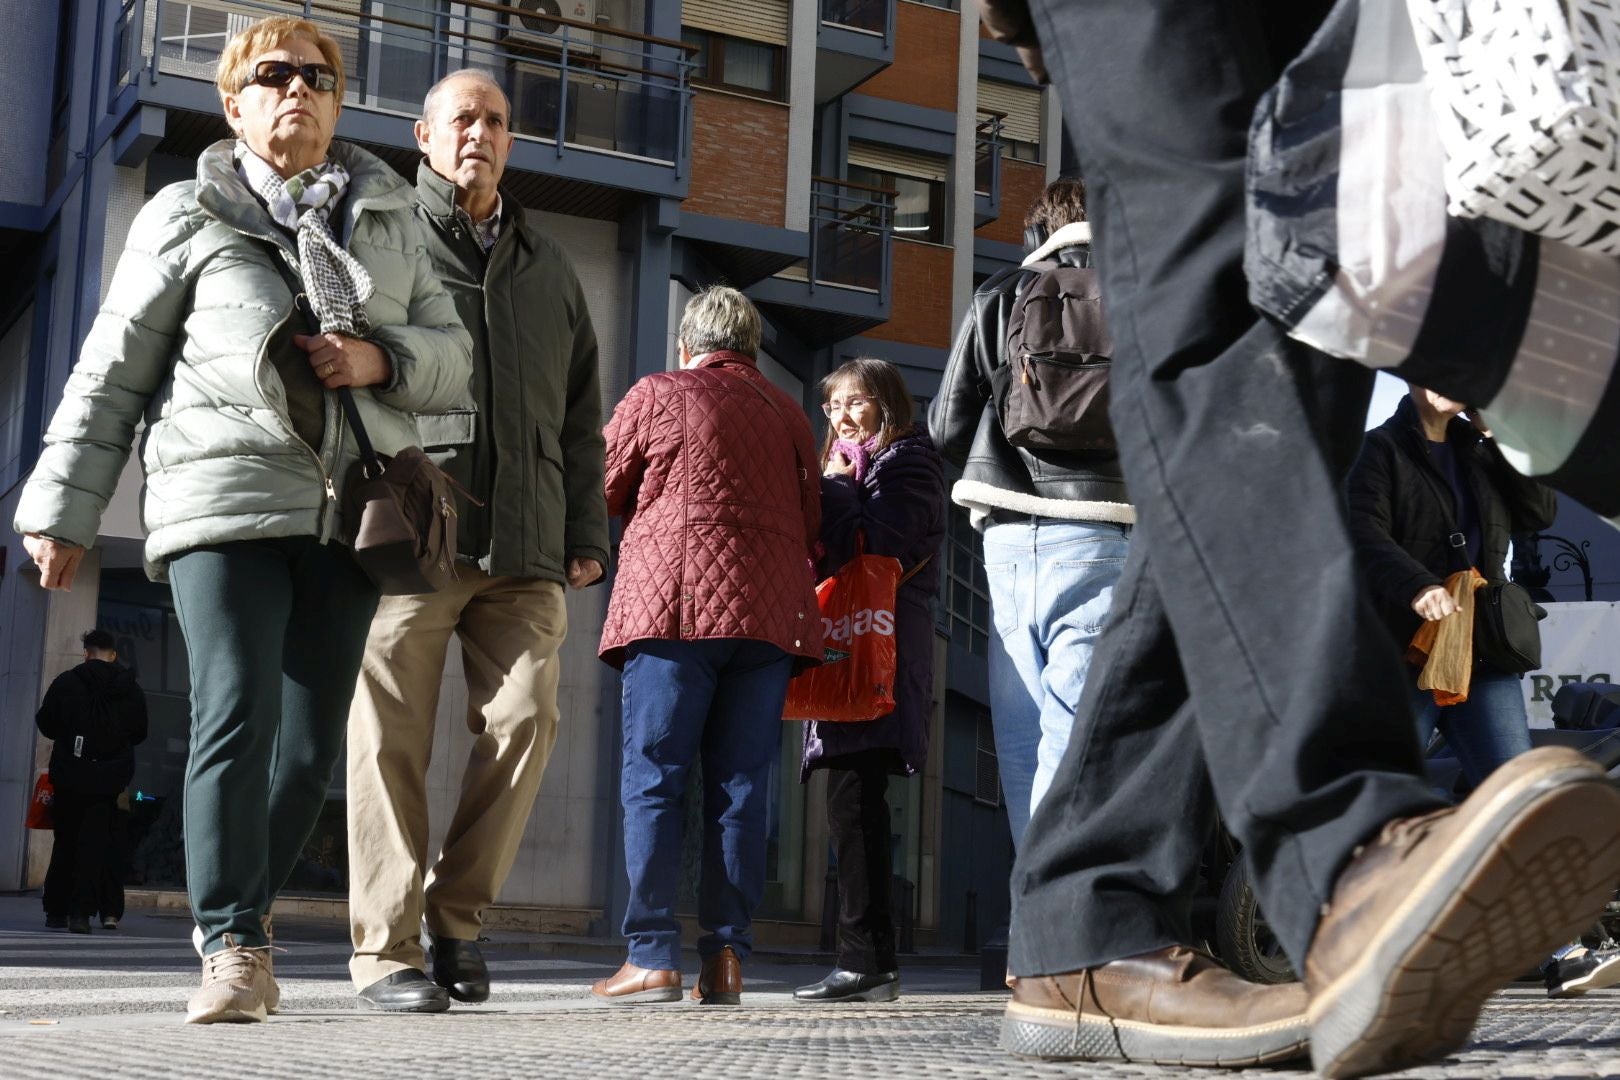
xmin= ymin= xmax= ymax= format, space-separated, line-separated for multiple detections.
xmin=928 ymin=179 xmax=1132 ymax=849
xmin=1348 ymin=384 xmax=1557 ymax=787
xmin=796 ymin=358 xmax=946 ymax=1005
xmin=35 ymin=629 xmax=148 ymax=934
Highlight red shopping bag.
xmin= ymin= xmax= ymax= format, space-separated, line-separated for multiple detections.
xmin=25 ymin=771 xmax=54 ymax=830
xmin=782 ymin=551 xmax=904 ymax=722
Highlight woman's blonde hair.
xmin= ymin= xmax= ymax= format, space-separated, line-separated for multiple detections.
xmin=215 ymin=16 xmax=346 ymax=108
xmin=819 ymin=357 xmax=913 ymax=465
xmin=679 ymin=285 xmax=763 ymax=359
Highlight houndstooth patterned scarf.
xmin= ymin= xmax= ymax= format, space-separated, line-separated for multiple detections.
xmin=236 ymin=144 xmax=374 ymax=336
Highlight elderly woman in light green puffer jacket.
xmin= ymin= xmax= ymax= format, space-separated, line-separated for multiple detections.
xmin=13 ymin=15 xmax=471 ymax=1025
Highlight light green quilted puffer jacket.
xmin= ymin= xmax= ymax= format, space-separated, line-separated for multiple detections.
xmin=14 ymin=139 xmax=473 ymax=579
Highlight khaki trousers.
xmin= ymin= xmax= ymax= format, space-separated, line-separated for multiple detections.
xmin=346 ymin=568 xmax=566 ymax=990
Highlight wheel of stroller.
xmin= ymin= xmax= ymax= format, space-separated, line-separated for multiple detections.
xmin=1215 ymin=862 xmax=1296 ymax=985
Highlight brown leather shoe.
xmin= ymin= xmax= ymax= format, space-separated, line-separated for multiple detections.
xmin=1305 ymin=746 xmax=1620 ymax=1079
xmin=1001 ymin=946 xmax=1309 ymax=1066
xmin=692 ymin=946 xmax=742 ymax=1005
xmin=590 ymin=961 xmax=681 ymax=1005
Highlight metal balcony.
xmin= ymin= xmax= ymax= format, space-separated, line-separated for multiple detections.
xmin=815 ymin=0 xmax=894 ymax=103
xmin=749 ymin=176 xmax=893 ymax=346
xmin=973 ymin=110 xmax=1004 ymax=226
xmin=108 ymin=0 xmax=695 ymax=214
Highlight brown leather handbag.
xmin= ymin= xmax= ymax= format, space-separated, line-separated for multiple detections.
xmin=336 ymin=386 xmax=465 ymax=596
xmin=275 ymin=269 xmax=469 ymax=596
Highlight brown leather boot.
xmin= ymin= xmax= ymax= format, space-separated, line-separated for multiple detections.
xmin=590 ymin=961 xmax=682 ymax=1005
xmin=1001 ymin=946 xmax=1309 ymax=1066
xmin=1305 ymin=746 xmax=1620 ymax=1079
xmin=692 ymin=946 xmax=742 ymax=1005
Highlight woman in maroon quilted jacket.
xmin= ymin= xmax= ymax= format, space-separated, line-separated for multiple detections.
xmin=794 ymin=358 xmax=946 ymax=1005
xmin=591 ymin=286 xmax=822 ymax=1007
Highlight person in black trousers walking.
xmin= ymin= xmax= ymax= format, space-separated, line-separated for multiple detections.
xmin=982 ymin=1 xmax=1620 ymax=1075
xmin=36 ymin=630 xmax=148 ymax=934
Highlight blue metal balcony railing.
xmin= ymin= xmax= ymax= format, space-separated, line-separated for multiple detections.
xmin=117 ymin=0 xmax=695 ymax=171
xmin=820 ymin=0 xmax=893 ymax=40
xmin=809 ymin=175 xmax=894 ymax=300
xmin=975 ymin=110 xmax=1004 ymax=200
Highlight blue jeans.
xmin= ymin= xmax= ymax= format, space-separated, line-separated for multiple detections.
xmin=1412 ymin=666 xmax=1532 ymax=790
xmin=618 ymin=637 xmax=792 ymax=970
xmin=984 ymin=519 xmax=1131 ymax=849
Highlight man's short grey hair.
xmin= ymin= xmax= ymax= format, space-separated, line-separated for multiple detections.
xmin=421 ymin=69 xmax=510 ymax=123
xmin=679 ymin=286 xmax=762 ymax=359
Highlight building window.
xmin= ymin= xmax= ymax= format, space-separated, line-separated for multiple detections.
xmin=975 ymin=710 xmax=1002 ymax=808
xmin=681 ymin=28 xmax=785 ymax=99
xmin=0 ymin=305 xmax=34 ymax=494
xmin=943 ymin=505 xmax=991 ymax=657
xmin=978 ymin=78 xmax=1045 ymax=164
xmin=847 ymin=165 xmax=944 ymax=245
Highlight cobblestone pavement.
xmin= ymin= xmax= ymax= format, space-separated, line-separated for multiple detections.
xmin=3 ymin=898 xmax=1620 ymax=1078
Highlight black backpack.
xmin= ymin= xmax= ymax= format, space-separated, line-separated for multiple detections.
xmin=991 ymin=259 xmax=1116 ymax=452
xmin=74 ymin=667 xmax=131 ymax=761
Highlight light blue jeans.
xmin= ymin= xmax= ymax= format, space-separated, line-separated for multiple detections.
xmin=984 ymin=518 xmax=1131 ymax=850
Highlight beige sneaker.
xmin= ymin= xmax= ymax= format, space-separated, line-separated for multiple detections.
xmin=185 ymin=934 xmax=272 ymax=1024
xmin=192 ymin=917 xmax=280 ymax=1015
xmin=261 ymin=914 xmax=280 ymax=1015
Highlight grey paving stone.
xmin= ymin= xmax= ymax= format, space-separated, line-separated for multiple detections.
xmin=3 ymin=897 xmax=1619 ymax=1078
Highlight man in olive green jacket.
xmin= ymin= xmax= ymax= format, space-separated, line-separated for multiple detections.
xmin=346 ymin=70 xmax=610 ymax=1013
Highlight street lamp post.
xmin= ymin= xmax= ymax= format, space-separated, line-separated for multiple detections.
xmin=1513 ymin=532 xmax=1594 ymax=603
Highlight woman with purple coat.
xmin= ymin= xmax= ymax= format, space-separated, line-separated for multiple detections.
xmin=794 ymin=358 xmax=946 ymax=1004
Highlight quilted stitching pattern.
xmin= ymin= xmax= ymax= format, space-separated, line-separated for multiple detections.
xmin=600 ymin=353 xmax=823 ymax=670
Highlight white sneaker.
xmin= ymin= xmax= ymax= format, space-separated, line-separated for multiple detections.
xmin=185 ymin=934 xmax=272 ymax=1024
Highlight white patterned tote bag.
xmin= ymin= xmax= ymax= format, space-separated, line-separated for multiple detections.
xmin=1406 ymin=0 xmax=1620 ymax=252
xmin=1247 ymin=0 xmax=1620 ymax=524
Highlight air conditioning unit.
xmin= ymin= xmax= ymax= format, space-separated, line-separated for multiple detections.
xmin=506 ymin=0 xmax=600 ymax=57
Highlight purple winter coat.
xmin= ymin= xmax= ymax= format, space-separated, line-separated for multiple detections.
xmin=802 ymin=425 xmax=946 ymax=778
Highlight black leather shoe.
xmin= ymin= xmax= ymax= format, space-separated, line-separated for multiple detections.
xmin=67 ymin=916 xmax=92 ymax=935
xmin=356 ymin=969 xmax=451 ymax=1013
xmin=427 ymin=932 xmax=490 ymax=1003
xmin=793 ymin=968 xmax=900 ymax=1003
xmin=45 ymin=914 xmax=66 ymax=930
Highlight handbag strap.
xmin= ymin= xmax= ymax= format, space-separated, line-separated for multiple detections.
xmin=898 ymin=553 xmax=933 ymax=587
xmin=260 ymin=240 xmax=385 ymax=477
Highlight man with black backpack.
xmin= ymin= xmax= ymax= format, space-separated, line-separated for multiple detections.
xmin=35 ymin=629 xmax=148 ymax=933
xmin=929 ymin=179 xmax=1133 ymax=847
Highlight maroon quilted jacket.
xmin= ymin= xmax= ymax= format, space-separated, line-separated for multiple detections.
xmin=599 ymin=350 xmax=824 ymax=671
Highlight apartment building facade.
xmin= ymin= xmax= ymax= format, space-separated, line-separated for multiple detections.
xmin=0 ymin=0 xmax=1063 ymax=950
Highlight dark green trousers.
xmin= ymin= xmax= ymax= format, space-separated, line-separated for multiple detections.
xmin=168 ymin=537 xmax=378 ymax=954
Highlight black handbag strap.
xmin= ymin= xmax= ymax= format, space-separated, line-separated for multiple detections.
xmin=1417 ymin=442 xmax=1474 ymax=576
xmin=260 ymin=241 xmax=385 ymax=477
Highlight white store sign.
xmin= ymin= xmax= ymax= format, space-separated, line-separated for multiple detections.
xmin=1521 ymin=602 xmax=1619 ymax=727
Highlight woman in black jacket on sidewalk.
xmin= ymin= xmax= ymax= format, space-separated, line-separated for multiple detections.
xmin=1348 ymin=385 xmax=1557 ymax=787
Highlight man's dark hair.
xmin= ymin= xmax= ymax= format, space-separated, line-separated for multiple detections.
xmin=1024 ymin=178 xmax=1087 ymax=237
xmin=82 ymin=629 xmax=116 ymax=653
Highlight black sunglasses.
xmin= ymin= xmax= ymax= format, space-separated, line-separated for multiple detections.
xmin=240 ymin=61 xmax=338 ymax=93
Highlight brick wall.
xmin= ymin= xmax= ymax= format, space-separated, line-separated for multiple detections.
xmin=976 ymin=158 xmax=1047 ymax=247
xmin=864 ymin=239 xmax=954 ymax=349
xmin=861 ymin=2 xmax=959 ymax=113
xmin=684 ymin=89 xmax=789 ymax=226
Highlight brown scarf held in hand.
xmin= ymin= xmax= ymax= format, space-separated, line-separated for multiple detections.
xmin=1407 ymin=568 xmax=1487 ymax=706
